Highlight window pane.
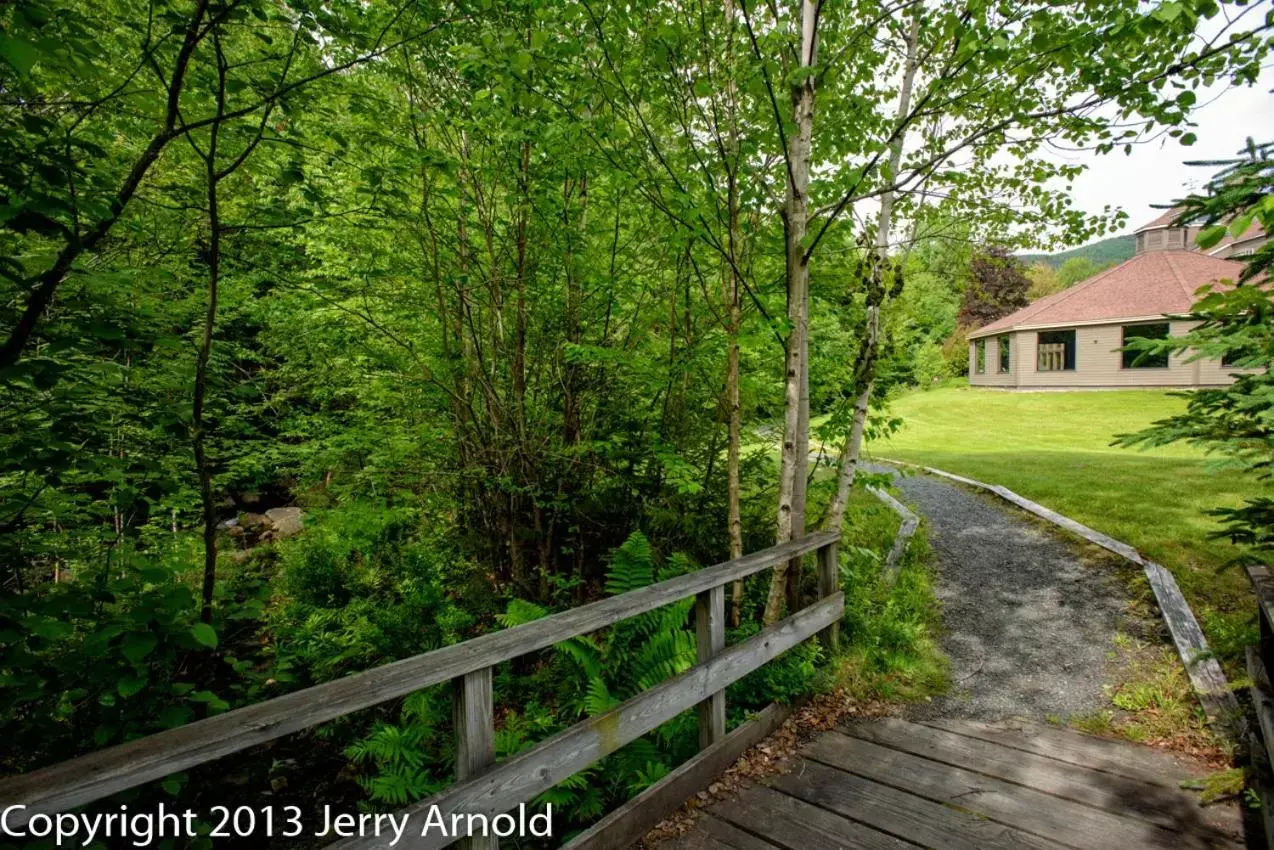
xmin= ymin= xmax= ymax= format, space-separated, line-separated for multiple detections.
xmin=976 ymin=340 xmax=985 ymax=373
xmin=998 ymin=336 xmax=1010 ymax=372
xmin=1036 ymin=330 xmax=1075 ymax=371
xmin=1121 ymin=323 xmax=1169 ymax=368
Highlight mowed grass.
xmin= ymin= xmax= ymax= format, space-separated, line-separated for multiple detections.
xmin=866 ymin=383 xmax=1261 ymax=663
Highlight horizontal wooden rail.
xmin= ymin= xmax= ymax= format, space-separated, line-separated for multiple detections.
xmin=329 ymin=593 xmax=844 ymax=850
xmin=0 ymin=531 xmax=838 ymax=828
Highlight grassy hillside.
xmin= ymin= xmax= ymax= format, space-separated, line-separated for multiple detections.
xmin=868 ymin=384 xmax=1259 ymax=666
xmin=1020 ymin=234 xmax=1135 ymax=268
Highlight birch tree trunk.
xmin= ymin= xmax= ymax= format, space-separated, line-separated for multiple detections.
xmin=764 ymin=0 xmax=818 ymax=625
xmin=826 ymin=16 xmax=921 ymax=535
xmin=722 ymin=0 xmax=746 ymax=625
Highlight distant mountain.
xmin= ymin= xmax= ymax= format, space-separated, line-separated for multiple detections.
xmin=1018 ymin=234 xmax=1135 ymax=269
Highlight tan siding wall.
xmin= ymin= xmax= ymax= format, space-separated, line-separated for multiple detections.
xmin=968 ymin=334 xmax=1017 ymax=386
xmin=1012 ymin=320 xmax=1237 ymax=388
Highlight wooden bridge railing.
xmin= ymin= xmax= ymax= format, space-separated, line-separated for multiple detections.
xmin=1246 ymin=564 xmax=1274 ymax=849
xmin=0 ymin=531 xmax=842 ymax=850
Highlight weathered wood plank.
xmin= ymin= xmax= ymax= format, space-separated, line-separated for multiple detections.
xmin=0 ymin=531 xmax=836 ymax=825
xmin=1249 ymin=565 xmax=1274 ymax=673
xmin=453 ymin=669 xmax=496 ymax=850
xmin=921 ymin=717 xmax=1201 ymax=788
xmin=867 ymin=487 xmax=918 ymax=581
xmin=1245 ymin=646 xmax=1274 ymax=850
xmin=1255 ymin=782 xmax=1274 ymax=850
xmin=654 ymin=821 xmax=761 ymax=850
xmin=566 ymin=702 xmax=792 ymax=850
xmin=329 ymin=593 xmax=844 ymax=850
xmin=845 ymin=718 xmax=1241 ymax=835
xmin=652 ymin=827 xmax=740 ymax=850
xmin=879 ymin=458 xmax=1240 ymax=735
xmin=1247 ymin=647 xmax=1274 ymax=770
xmin=695 ymin=586 xmax=726 ymax=749
xmin=772 ymin=756 xmax=1066 ymax=850
xmin=815 ymin=541 xmax=839 ymax=652
xmin=711 ymin=785 xmax=915 ymax=850
xmin=694 ymin=813 xmax=786 ymax=850
xmin=805 ymin=730 xmax=1237 ymax=850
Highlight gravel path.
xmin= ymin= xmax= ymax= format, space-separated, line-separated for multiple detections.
xmin=874 ymin=465 xmax=1131 ymax=722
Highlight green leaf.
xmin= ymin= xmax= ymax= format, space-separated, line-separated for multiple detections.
xmin=191 ymin=622 xmax=218 ymax=648
xmin=1197 ymin=224 xmax=1227 ymax=249
xmin=118 ymin=675 xmax=148 ymax=698
xmin=122 ymin=632 xmax=158 ymax=663
xmin=26 ymin=617 xmax=72 ymax=641
xmin=0 ymin=35 xmax=39 ymax=75
xmin=1180 ymin=132 xmax=1197 ymax=146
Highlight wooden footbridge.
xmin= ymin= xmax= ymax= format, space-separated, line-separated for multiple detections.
xmin=0 ymin=533 xmax=1250 ymax=849
xmin=664 ymin=717 xmax=1242 ymax=850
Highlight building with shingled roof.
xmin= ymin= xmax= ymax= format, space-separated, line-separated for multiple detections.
xmin=967 ymin=211 xmax=1266 ymax=389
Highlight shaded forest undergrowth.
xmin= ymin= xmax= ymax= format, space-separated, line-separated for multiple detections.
xmin=1 ymin=478 xmax=945 ymax=847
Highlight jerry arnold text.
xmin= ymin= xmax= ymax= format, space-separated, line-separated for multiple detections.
xmin=1 ymin=802 xmax=554 ymax=847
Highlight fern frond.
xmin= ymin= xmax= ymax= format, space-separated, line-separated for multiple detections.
xmin=632 ymin=629 xmax=696 ymax=692
xmin=555 ymin=634 xmax=604 ymax=679
xmin=660 ymin=552 xmax=697 ymax=580
xmin=605 ymin=531 xmax=655 ymax=596
xmin=498 ymin=598 xmax=549 ymax=628
xmin=584 ymin=676 xmax=619 ymax=716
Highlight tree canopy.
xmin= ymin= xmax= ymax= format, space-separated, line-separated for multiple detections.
xmin=1 ymin=0 xmax=1270 ymax=834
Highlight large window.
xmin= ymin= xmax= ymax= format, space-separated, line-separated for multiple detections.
xmin=1036 ymin=330 xmax=1075 ymax=371
xmin=975 ymin=340 xmax=986 ymax=374
xmin=998 ymin=336 xmax=1011 ymax=373
xmin=1121 ymin=323 xmax=1170 ymax=369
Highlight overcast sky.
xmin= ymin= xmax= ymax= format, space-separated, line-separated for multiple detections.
xmin=1053 ymin=64 xmax=1274 ymax=246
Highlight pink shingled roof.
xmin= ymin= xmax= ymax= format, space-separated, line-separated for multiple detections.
xmin=968 ymin=250 xmax=1244 ymax=338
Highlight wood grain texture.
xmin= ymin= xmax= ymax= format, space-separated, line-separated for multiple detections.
xmin=879 ymin=458 xmax=1239 ymax=735
xmin=694 ymin=813 xmax=785 ymax=850
xmin=846 ymin=718 xmax=1240 ymax=835
xmin=329 ymin=593 xmax=844 ymax=850
xmin=695 ymin=586 xmax=726 ymax=749
xmin=814 ymin=540 xmax=839 ymax=651
xmin=565 ymin=702 xmax=792 ymax=850
xmin=867 ymin=486 xmax=917 ymax=580
xmin=921 ymin=717 xmax=1200 ymax=788
xmin=808 ymin=730 xmax=1238 ymax=850
xmin=772 ymin=757 xmax=1066 ymax=850
xmin=0 ymin=532 xmax=835 ymax=824
xmin=711 ymin=784 xmax=915 ymax=850
xmin=1247 ymin=647 xmax=1274 ymax=783
xmin=453 ymin=669 xmax=497 ymax=850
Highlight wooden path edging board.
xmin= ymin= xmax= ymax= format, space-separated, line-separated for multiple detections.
xmin=868 ymin=485 xmax=919 ymax=580
xmin=877 ymin=457 xmax=1242 ymax=737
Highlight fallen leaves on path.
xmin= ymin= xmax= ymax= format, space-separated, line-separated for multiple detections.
xmin=640 ymin=690 xmax=894 ymax=847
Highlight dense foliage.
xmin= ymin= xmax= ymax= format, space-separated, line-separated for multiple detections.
xmin=1118 ymin=140 xmax=1274 ymax=561
xmin=957 ymin=246 xmax=1032 ymax=328
xmin=0 ymin=0 xmax=1269 ymax=842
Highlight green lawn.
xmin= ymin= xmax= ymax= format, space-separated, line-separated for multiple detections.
xmin=867 ymin=383 xmax=1261 ymax=663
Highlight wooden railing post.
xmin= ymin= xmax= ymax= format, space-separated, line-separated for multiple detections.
xmin=695 ymin=584 xmax=726 ymax=748
xmin=454 ymin=667 xmax=497 ymax=850
xmin=816 ymin=541 xmax=840 ymax=652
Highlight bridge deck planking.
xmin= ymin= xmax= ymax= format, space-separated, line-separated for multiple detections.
xmin=660 ymin=718 xmax=1242 ymax=850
